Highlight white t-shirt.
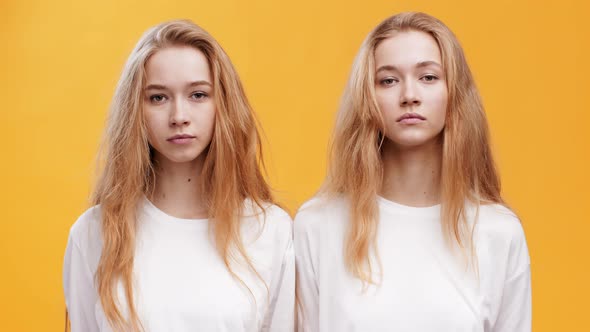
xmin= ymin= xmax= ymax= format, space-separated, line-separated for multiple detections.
xmin=294 ymin=196 xmax=531 ymax=332
xmin=63 ymin=197 xmax=295 ymax=332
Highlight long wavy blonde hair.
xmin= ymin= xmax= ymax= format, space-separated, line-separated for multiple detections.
xmin=89 ymin=20 xmax=274 ymax=331
xmin=323 ymin=12 xmax=503 ymax=284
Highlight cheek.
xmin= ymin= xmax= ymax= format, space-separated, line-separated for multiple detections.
xmin=425 ymin=87 xmax=448 ymax=125
xmin=143 ymin=112 xmax=155 ymax=138
xmin=205 ymin=106 xmax=217 ymax=131
xmin=195 ymin=106 xmax=216 ymax=138
xmin=206 ymin=109 xmax=216 ymax=132
xmin=143 ymin=111 xmax=166 ymax=143
xmin=375 ymin=89 xmax=400 ymax=120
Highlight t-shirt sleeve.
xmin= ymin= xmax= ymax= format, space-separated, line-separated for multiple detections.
xmin=262 ymin=217 xmax=296 ymax=332
xmin=293 ymin=208 xmax=320 ymax=332
xmin=63 ymin=231 xmax=100 ymax=332
xmin=492 ymin=221 xmax=532 ymax=332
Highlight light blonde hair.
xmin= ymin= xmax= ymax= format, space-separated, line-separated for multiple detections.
xmin=90 ymin=20 xmax=273 ymax=330
xmin=323 ymin=12 xmax=503 ymax=284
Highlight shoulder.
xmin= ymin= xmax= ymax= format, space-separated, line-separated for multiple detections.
xmin=66 ymin=205 xmax=104 ymax=270
xmin=474 ymin=203 xmax=530 ymax=268
xmin=262 ymin=203 xmax=293 ymax=235
xmin=242 ymin=200 xmax=293 ymax=241
xmin=474 ymin=203 xmax=526 ymax=243
xmin=244 ymin=201 xmax=291 ymax=225
xmin=294 ymin=195 xmax=348 ymax=235
xmin=68 ymin=205 xmax=102 ymax=247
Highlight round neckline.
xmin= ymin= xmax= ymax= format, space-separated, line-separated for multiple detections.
xmin=377 ymin=195 xmax=441 ymax=218
xmin=142 ymin=196 xmax=209 ymax=228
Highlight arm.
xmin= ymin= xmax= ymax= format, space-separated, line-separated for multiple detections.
xmin=262 ymin=235 xmax=296 ymax=332
xmin=293 ymin=215 xmax=319 ymax=332
xmin=492 ymin=220 xmax=532 ymax=332
xmin=63 ymin=232 xmax=100 ymax=332
xmin=492 ymin=267 xmax=532 ymax=332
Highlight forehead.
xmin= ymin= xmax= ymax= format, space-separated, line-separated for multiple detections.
xmin=145 ymin=46 xmax=211 ymax=84
xmin=374 ymin=30 xmax=441 ymax=68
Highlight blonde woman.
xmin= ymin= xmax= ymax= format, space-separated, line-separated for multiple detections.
xmin=63 ymin=20 xmax=294 ymax=332
xmin=294 ymin=12 xmax=531 ymax=332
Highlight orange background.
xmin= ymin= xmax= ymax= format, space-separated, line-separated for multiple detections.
xmin=0 ymin=0 xmax=589 ymax=330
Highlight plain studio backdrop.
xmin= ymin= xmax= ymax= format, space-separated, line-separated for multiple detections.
xmin=0 ymin=0 xmax=588 ymax=330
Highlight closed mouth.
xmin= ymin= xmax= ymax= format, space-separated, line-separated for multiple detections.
xmin=396 ymin=113 xmax=426 ymax=122
xmin=167 ymin=134 xmax=196 ymax=141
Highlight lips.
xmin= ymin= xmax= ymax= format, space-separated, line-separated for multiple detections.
xmin=167 ymin=134 xmax=196 ymax=141
xmin=167 ymin=134 xmax=196 ymax=144
xmin=396 ymin=113 xmax=426 ymax=123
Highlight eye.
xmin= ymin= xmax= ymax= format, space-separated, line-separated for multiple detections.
xmin=149 ymin=94 xmax=167 ymax=103
xmin=380 ymin=77 xmax=399 ymax=86
xmin=420 ymin=74 xmax=439 ymax=82
xmin=191 ymin=92 xmax=208 ymax=100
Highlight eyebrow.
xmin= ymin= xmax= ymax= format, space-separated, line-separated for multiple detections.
xmin=416 ymin=60 xmax=442 ymax=68
xmin=144 ymin=80 xmax=212 ymax=91
xmin=376 ymin=61 xmax=442 ymax=74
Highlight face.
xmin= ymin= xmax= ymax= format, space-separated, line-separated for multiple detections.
xmin=374 ymin=30 xmax=448 ymax=149
xmin=143 ymin=46 xmax=216 ymax=165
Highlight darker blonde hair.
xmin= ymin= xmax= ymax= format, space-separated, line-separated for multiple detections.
xmin=92 ymin=20 xmax=273 ymax=330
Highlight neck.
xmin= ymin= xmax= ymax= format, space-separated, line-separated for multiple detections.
xmin=380 ymin=137 xmax=442 ymax=207
xmin=149 ymin=154 xmax=208 ymax=219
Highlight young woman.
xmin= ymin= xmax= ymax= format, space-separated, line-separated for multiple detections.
xmin=63 ymin=20 xmax=294 ymax=332
xmin=294 ymin=12 xmax=531 ymax=332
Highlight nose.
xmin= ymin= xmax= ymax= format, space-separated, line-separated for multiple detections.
xmin=400 ymin=80 xmax=421 ymax=107
xmin=170 ymin=99 xmax=190 ymax=127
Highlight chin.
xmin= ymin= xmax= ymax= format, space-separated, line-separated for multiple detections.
xmin=387 ymin=133 xmax=441 ymax=149
xmin=161 ymin=150 xmax=206 ymax=164
xmin=167 ymin=156 xmax=202 ymax=163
